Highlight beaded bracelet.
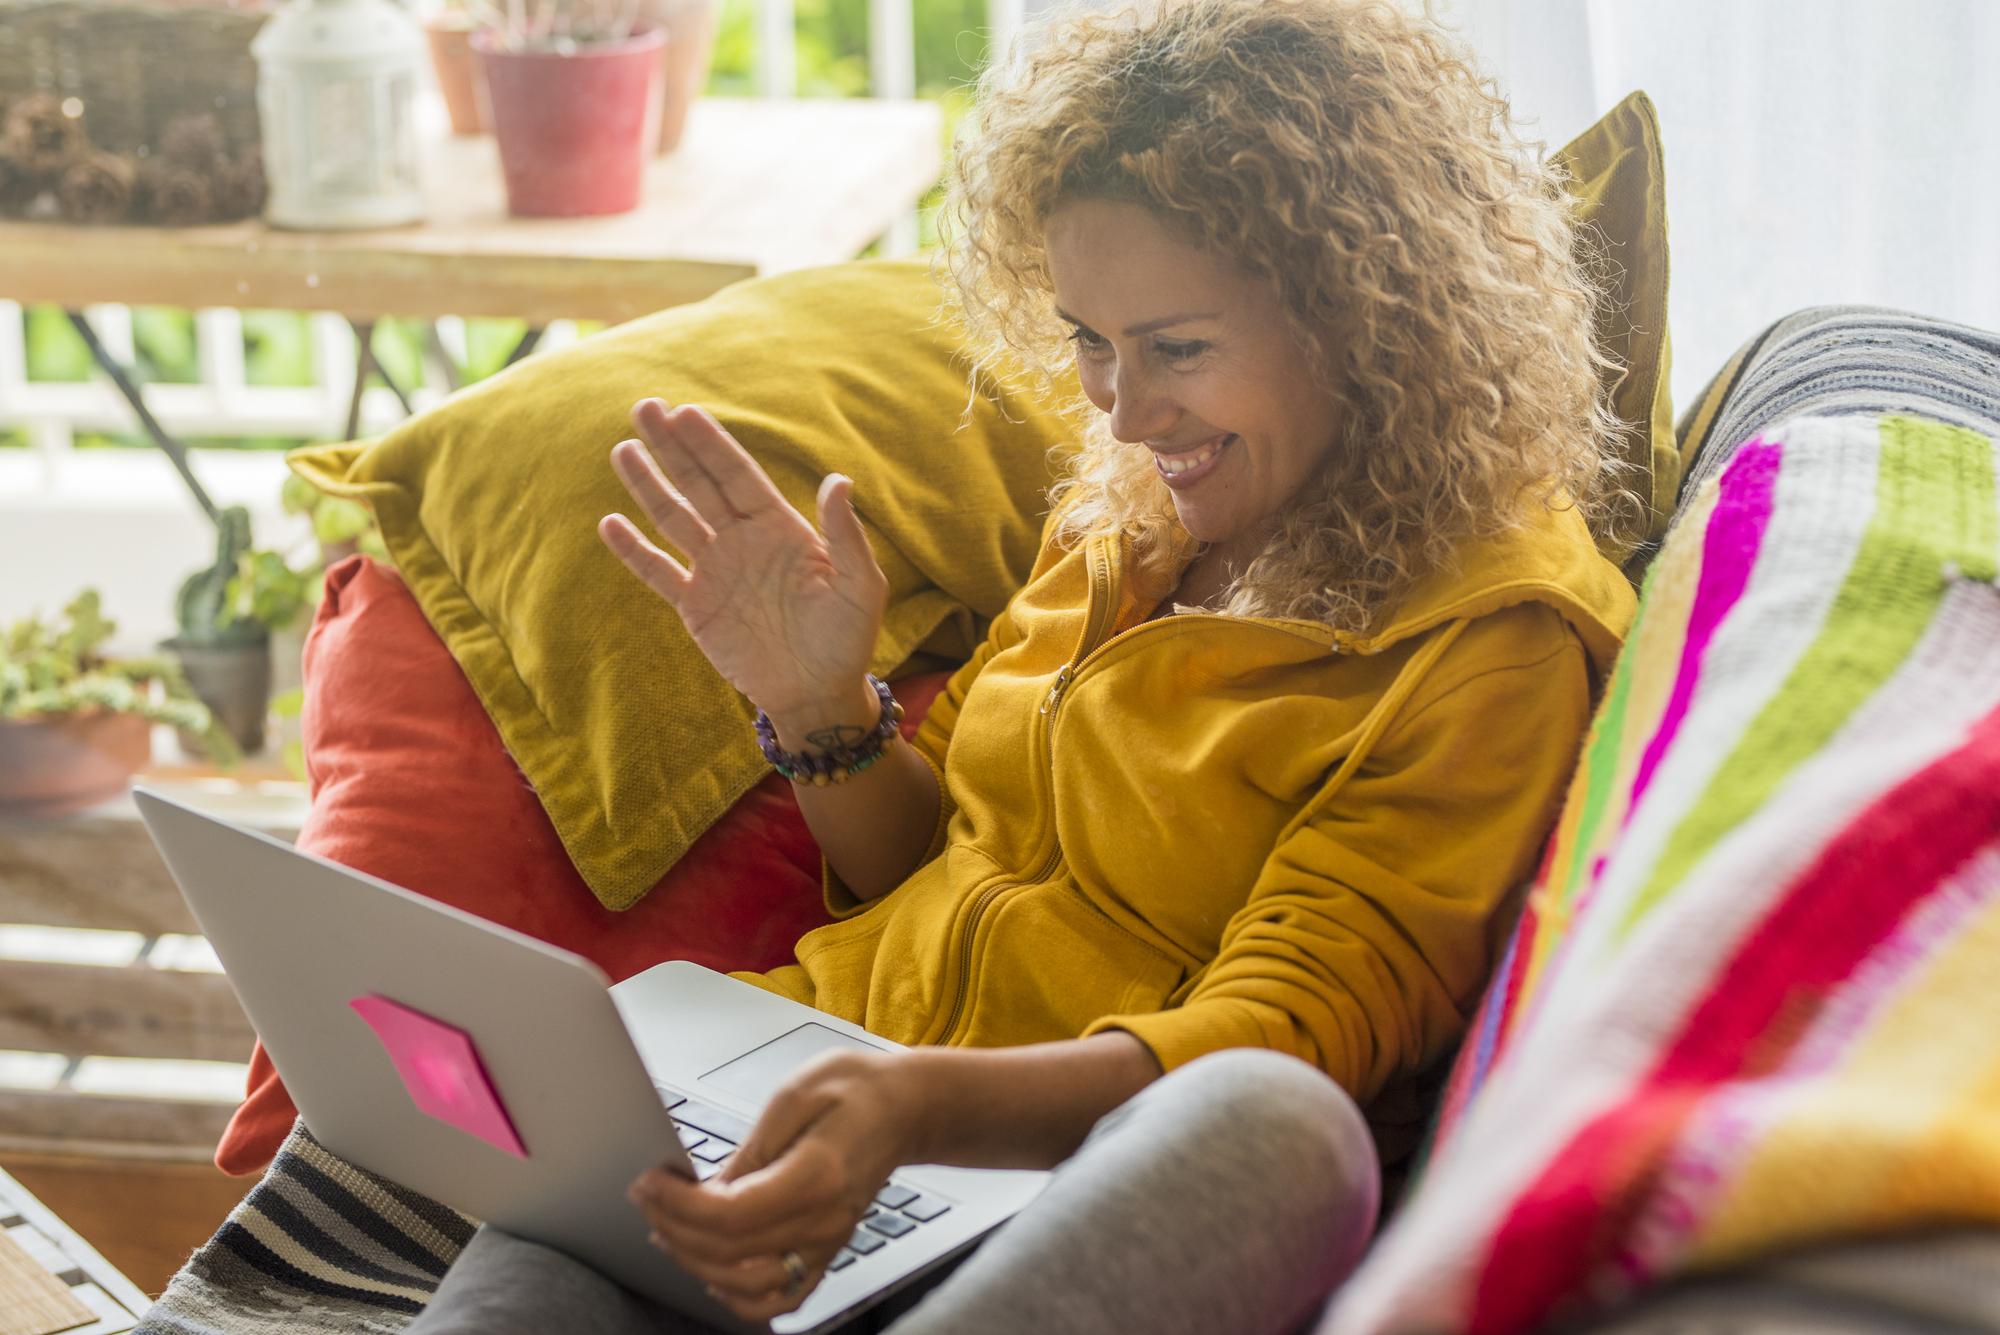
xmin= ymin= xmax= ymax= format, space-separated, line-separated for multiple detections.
xmin=755 ymin=675 xmax=906 ymax=786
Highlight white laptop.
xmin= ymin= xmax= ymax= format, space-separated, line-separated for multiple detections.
xmin=133 ymin=787 xmax=1047 ymax=1335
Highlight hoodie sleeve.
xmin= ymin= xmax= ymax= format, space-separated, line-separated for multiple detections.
xmin=1087 ymin=605 xmax=1594 ymax=1105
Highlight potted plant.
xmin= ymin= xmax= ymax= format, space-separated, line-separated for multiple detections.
xmin=163 ymin=505 xmax=319 ymax=757
xmin=0 ymin=591 xmax=235 ymax=817
xmin=469 ymin=0 xmax=667 ymax=216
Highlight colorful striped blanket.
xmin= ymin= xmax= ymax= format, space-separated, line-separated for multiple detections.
xmin=1323 ymin=411 xmax=2000 ymax=1335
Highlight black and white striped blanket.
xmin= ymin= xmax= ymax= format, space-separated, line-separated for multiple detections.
xmin=137 ymin=1122 xmax=471 ymax=1335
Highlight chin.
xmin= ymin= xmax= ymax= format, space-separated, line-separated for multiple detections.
xmin=1167 ymin=501 xmax=1234 ymax=547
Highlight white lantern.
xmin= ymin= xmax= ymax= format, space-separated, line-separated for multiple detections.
xmin=252 ymin=0 xmax=426 ymax=229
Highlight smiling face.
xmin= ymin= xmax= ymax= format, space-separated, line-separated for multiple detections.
xmin=1045 ymin=198 xmax=1347 ymax=568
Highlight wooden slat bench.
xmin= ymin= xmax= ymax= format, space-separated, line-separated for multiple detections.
xmin=0 ymin=778 xmax=306 ymax=1296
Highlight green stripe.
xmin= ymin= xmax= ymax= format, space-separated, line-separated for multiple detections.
xmin=1556 ymin=558 xmax=1658 ymax=908
xmin=1619 ymin=416 xmax=1998 ymax=934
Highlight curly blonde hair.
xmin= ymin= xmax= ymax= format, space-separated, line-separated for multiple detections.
xmin=945 ymin=0 xmax=1624 ymax=630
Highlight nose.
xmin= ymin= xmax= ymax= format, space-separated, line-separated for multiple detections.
xmin=1100 ymin=358 xmax=1179 ymax=445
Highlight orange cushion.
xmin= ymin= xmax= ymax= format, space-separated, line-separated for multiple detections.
xmin=216 ymin=556 xmax=947 ymax=1174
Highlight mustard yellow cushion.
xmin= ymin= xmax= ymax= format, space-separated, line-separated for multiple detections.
xmin=290 ymin=260 xmax=1072 ymax=910
xmin=1554 ymin=89 xmax=1676 ymax=549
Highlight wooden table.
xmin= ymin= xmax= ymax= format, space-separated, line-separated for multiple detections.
xmin=0 ymin=96 xmax=944 ymax=326
xmin=0 ymin=1165 xmax=151 ymax=1333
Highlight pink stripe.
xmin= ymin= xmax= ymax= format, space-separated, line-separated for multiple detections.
xmin=1627 ymin=440 xmax=1782 ymax=811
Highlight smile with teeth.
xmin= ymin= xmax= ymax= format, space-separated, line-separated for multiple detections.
xmin=1153 ymin=434 xmax=1233 ymax=477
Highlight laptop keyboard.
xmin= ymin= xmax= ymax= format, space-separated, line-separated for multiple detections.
xmin=656 ymin=1085 xmax=952 ymax=1275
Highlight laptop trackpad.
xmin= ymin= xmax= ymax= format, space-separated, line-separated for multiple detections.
xmin=700 ymin=1023 xmax=890 ymax=1105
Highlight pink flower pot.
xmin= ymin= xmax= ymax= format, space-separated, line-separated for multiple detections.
xmin=473 ymin=24 xmax=667 ymax=218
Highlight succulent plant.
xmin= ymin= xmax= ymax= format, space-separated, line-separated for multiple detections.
xmin=175 ymin=505 xmax=268 ymax=646
xmin=1 ymin=590 xmax=237 ymax=763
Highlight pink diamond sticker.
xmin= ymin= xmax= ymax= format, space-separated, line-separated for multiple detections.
xmin=349 ymin=994 xmax=528 ymax=1159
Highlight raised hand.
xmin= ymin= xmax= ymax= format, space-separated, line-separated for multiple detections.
xmin=599 ymin=399 xmax=888 ymax=727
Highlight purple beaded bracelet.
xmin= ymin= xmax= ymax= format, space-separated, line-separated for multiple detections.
xmin=755 ymin=675 xmax=906 ymax=786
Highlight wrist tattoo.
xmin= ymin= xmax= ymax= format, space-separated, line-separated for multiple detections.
xmin=756 ymin=676 xmax=905 ymax=788
xmin=804 ymin=723 xmax=870 ymax=752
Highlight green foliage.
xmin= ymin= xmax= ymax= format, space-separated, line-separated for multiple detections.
xmin=226 ymin=550 xmax=318 ymax=634
xmin=24 ymin=305 xmax=93 ymax=382
xmin=244 ymin=309 xmax=316 ymax=387
xmin=0 ymin=590 xmax=238 ymax=761
xmin=132 ymin=308 xmax=200 ymax=384
xmin=709 ymin=0 xmax=756 ymax=93
xmin=370 ymin=318 xmax=428 ymax=395
xmin=283 ymin=470 xmax=388 ymax=562
xmin=709 ymin=0 xmax=988 ymax=97
xmin=464 ymin=318 xmax=529 ymax=382
xmin=794 ymin=0 xmax=869 ymax=96
xmin=271 ymin=686 xmax=307 ymax=782
xmin=913 ymin=0 xmax=989 ymax=96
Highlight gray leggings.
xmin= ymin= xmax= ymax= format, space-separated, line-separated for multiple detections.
xmin=406 ymin=1048 xmax=1379 ymax=1335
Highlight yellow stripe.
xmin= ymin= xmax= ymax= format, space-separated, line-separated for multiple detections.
xmin=1691 ymin=894 xmax=2000 ymax=1266
xmin=1521 ymin=482 xmax=1721 ymax=1001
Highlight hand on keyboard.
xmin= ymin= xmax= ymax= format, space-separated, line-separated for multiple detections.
xmin=628 ymin=1046 xmax=930 ymax=1324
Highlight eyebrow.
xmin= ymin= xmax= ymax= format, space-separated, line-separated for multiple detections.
xmin=1055 ymin=309 xmax=1222 ymax=337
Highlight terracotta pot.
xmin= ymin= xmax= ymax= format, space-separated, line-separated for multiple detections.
xmin=0 ymin=712 xmax=153 ymax=818
xmin=473 ymin=24 xmax=667 ymax=218
xmin=639 ymin=0 xmax=718 ymax=153
xmin=426 ymin=15 xmax=488 ymax=135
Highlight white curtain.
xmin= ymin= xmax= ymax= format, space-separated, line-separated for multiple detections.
xmin=1423 ymin=0 xmax=2000 ymax=414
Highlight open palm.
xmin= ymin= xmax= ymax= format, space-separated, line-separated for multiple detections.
xmin=599 ymin=400 xmax=887 ymax=721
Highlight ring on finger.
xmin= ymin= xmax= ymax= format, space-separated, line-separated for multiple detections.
xmin=780 ymin=1250 xmax=808 ymax=1298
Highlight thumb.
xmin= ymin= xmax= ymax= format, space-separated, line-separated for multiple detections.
xmin=815 ymin=474 xmax=882 ymax=590
xmin=717 ymin=1086 xmax=827 ymax=1185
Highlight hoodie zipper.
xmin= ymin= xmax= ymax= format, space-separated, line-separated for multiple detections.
xmin=935 ymin=540 xmax=1117 ymax=1044
xmin=932 ymin=544 xmax=1344 ymax=1045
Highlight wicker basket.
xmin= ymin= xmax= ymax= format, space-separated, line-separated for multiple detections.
xmin=0 ymin=0 xmax=267 ymax=158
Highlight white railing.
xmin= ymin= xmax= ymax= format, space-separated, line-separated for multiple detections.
xmin=0 ymin=302 xmax=585 ymax=454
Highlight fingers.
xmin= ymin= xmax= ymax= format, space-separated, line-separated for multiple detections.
xmin=631 ymin=399 xmax=791 ymax=525
xmin=723 ymin=1073 xmax=837 ymax=1182
xmin=609 ymin=438 xmax=716 ymax=556
xmin=598 ymin=514 xmax=692 ymax=604
xmin=630 ymin=1170 xmax=847 ymax=1317
xmin=639 ymin=1143 xmax=847 ymax=1264
xmin=814 ymin=474 xmax=888 ymax=601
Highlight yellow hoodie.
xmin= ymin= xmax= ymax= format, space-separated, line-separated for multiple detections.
xmin=743 ymin=502 xmax=1634 ymax=1110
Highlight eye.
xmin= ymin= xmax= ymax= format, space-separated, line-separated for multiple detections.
xmin=1154 ymin=338 xmax=1209 ymax=363
xmin=1065 ymin=323 xmax=1112 ymax=357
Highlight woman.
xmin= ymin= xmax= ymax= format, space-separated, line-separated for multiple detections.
xmin=411 ymin=0 xmax=1634 ymax=1330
